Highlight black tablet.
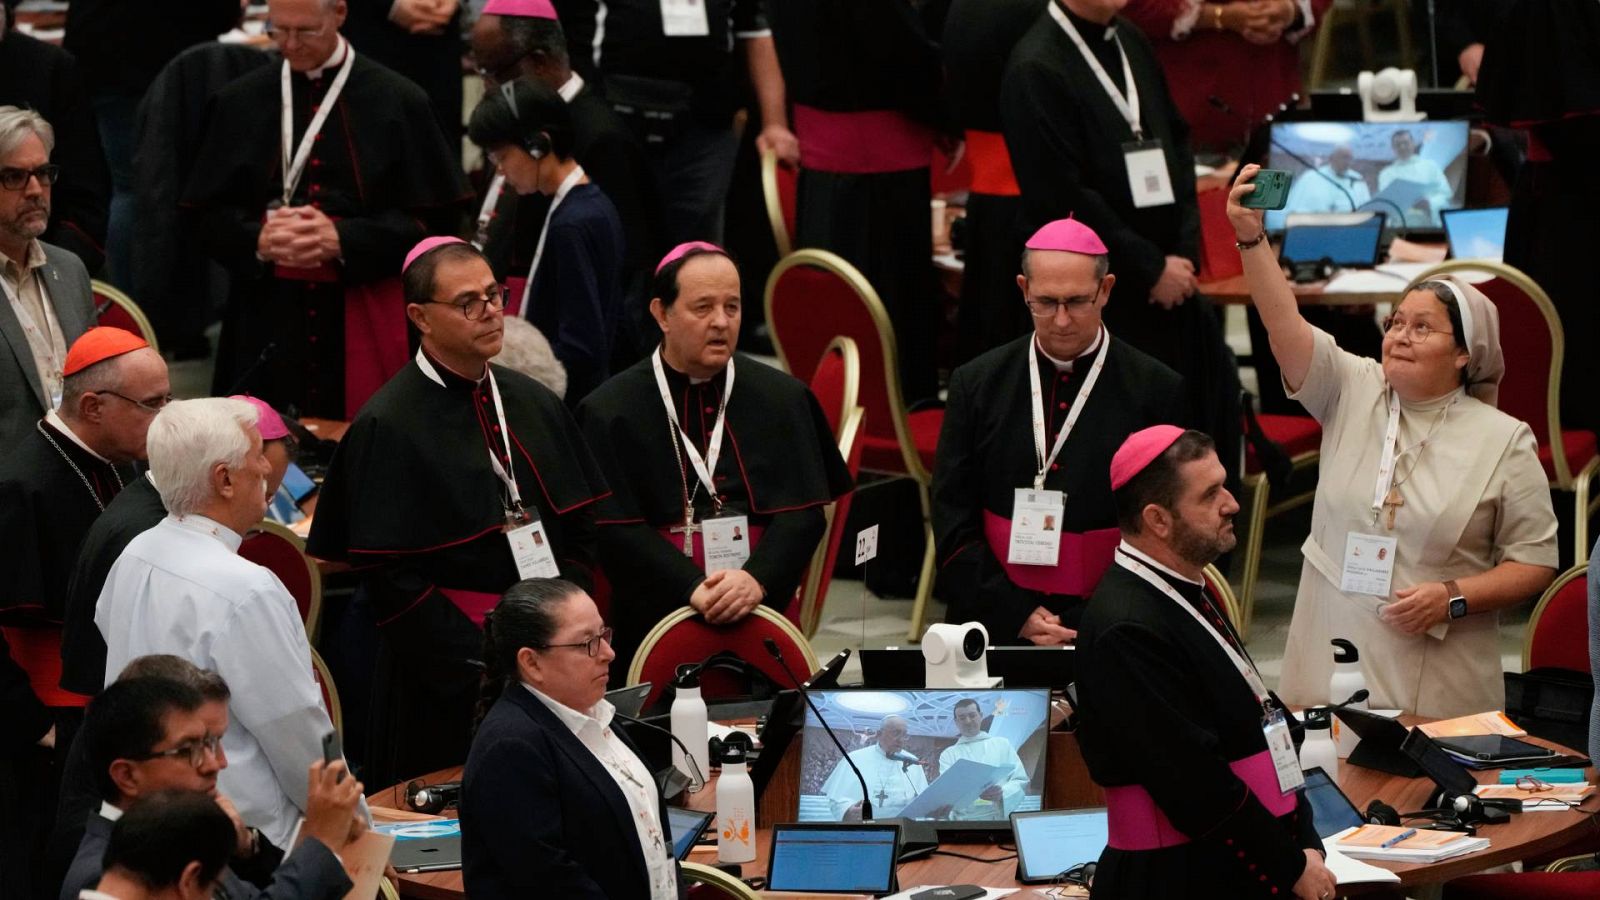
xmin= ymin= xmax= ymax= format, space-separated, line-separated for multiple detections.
xmin=1436 ymin=734 xmax=1558 ymax=765
xmin=766 ymin=823 xmax=900 ymax=894
xmin=666 ymin=807 xmax=714 ymax=860
xmin=1010 ymin=808 xmax=1107 ymax=884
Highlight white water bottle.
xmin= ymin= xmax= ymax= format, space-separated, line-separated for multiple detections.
xmin=1301 ymin=711 xmax=1339 ymax=782
xmin=1329 ymin=639 xmax=1368 ymax=759
xmin=715 ymin=744 xmax=757 ymax=864
xmin=669 ymin=670 xmax=709 ymax=790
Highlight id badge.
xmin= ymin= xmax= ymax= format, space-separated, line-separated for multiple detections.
xmin=1008 ymin=488 xmax=1065 ymax=566
xmin=1263 ymin=709 xmax=1305 ymax=794
xmin=507 ymin=519 xmax=561 ymax=579
xmin=1122 ymin=140 xmax=1175 ymax=209
xmin=1339 ymin=532 xmax=1397 ymax=598
xmin=660 ymin=0 xmax=711 ymax=36
xmin=702 ymin=514 xmax=751 ymax=574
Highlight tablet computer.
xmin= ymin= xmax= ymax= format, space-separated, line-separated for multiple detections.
xmin=766 ymin=823 xmax=900 ymax=894
xmin=666 ymin=807 xmax=714 ymax=860
xmin=1333 ymin=708 xmax=1422 ymax=778
xmin=1443 ymin=206 xmax=1508 ymax=262
xmin=1010 ymin=808 xmax=1107 ymax=884
xmin=1302 ymin=767 xmax=1365 ymax=839
xmin=1436 ymin=734 xmax=1558 ymax=765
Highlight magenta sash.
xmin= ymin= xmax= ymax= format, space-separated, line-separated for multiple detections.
xmin=505 ymin=275 xmax=529 ymax=318
xmin=655 ymin=523 xmax=766 ymax=571
xmin=794 ymin=105 xmax=935 ymax=174
xmin=980 ymin=511 xmax=1118 ymax=597
xmin=438 ymin=588 xmax=501 ymax=627
xmin=1105 ymin=750 xmax=1299 ymax=851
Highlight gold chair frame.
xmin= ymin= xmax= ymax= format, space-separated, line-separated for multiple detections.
xmin=681 ymin=861 xmax=763 ymax=899
xmin=1520 ymin=562 xmax=1589 ymax=673
xmin=311 ymin=646 xmax=342 ymax=738
xmin=800 ymin=404 xmax=865 ymax=638
xmin=625 ymin=605 xmax=821 ymax=688
xmin=759 ymin=147 xmax=793 ymax=258
xmin=91 ymin=279 xmax=160 ymax=353
xmin=1238 ymin=445 xmax=1321 ymax=641
xmin=1203 ymin=563 xmax=1245 ymax=635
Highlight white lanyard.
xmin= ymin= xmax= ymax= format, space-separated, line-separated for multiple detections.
xmin=414 ymin=349 xmax=526 ymax=515
xmin=1048 ymin=2 xmax=1142 ymax=139
xmin=1369 ymin=390 xmax=1455 ymax=523
xmin=518 ymin=165 xmax=588 ymax=319
xmin=1115 ymin=548 xmax=1269 ymax=707
xmin=651 ymin=349 xmax=734 ymax=509
xmin=472 ymin=172 xmax=507 ymax=249
xmin=1027 ymin=327 xmax=1109 ymax=490
xmin=279 ymin=39 xmax=355 ymax=206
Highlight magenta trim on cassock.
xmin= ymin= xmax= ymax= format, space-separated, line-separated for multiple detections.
xmin=1105 ymin=750 xmax=1299 ymax=851
xmin=793 ymin=105 xmax=935 ymax=174
xmin=980 ymin=511 xmax=1118 ymax=597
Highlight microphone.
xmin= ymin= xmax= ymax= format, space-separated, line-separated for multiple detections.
xmin=1333 ymin=689 xmax=1370 ymax=709
xmin=764 ymin=638 xmax=875 ymax=821
xmin=613 ymin=711 xmax=700 ymax=798
xmin=890 ymin=749 xmax=921 ymax=770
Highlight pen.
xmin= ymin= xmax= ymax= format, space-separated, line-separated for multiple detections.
xmin=1380 ymin=828 xmax=1417 ymax=849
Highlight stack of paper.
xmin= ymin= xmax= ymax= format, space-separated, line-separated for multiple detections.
xmin=1331 ymin=824 xmax=1489 ymax=863
xmin=1417 ymin=712 xmax=1526 ymax=738
xmin=1323 ymin=846 xmax=1401 ymax=886
xmin=1475 ymin=783 xmax=1595 ymax=812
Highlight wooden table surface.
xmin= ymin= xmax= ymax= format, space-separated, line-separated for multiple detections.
xmin=1199 ymin=273 xmax=1408 ymax=307
xmin=368 ymin=723 xmax=1600 ymax=899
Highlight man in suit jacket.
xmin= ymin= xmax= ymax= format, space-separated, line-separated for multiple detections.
xmin=0 ymin=105 xmax=96 ymax=449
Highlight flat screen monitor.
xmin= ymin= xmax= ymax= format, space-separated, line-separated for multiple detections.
xmin=1011 ymin=808 xmax=1108 ymax=883
xmin=1280 ymin=215 xmax=1385 ymax=267
xmin=1443 ymin=206 xmax=1508 ymax=262
xmin=1265 ymin=120 xmax=1470 ymax=232
xmin=766 ymin=824 xmax=900 ymax=894
xmin=797 ymin=689 xmax=1051 ymax=832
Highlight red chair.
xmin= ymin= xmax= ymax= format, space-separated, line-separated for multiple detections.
xmin=807 ymin=335 xmax=860 ymax=437
xmin=625 ymin=606 xmax=820 ymax=711
xmin=310 ymin=647 xmax=342 ymax=739
xmin=1408 ymin=262 xmax=1599 ymax=562
xmin=241 ymin=520 xmax=324 ymax=644
xmin=766 ymin=250 xmax=941 ymax=641
xmin=799 ymin=406 xmax=866 ymax=637
xmin=1522 ymin=563 xmax=1590 ymax=673
xmin=91 ymin=280 xmax=160 ymax=352
xmin=1237 ymin=413 xmax=1323 ymax=639
xmin=760 ymin=147 xmax=798 ymax=257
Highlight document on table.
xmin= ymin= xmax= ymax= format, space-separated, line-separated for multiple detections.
xmin=1475 ymin=782 xmax=1594 ymax=811
xmin=1323 ymin=845 xmax=1401 ymax=885
xmin=896 ymin=759 xmax=1016 ymax=820
xmin=1418 ymin=711 xmax=1527 ymax=738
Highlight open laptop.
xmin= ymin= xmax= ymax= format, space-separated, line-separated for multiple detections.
xmin=378 ymin=819 xmax=463 ymax=873
xmin=1443 ymin=206 xmax=1509 ymax=262
xmin=1011 ymin=808 xmax=1107 ymax=884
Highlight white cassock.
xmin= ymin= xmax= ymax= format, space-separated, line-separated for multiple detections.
xmin=1377 ymin=156 xmax=1454 ymax=226
xmin=95 ymin=515 xmax=340 ymax=848
xmin=1284 ymin=165 xmax=1372 ymax=214
xmin=821 ymin=744 xmax=929 ymax=820
xmin=937 ymin=733 xmax=1029 ymax=820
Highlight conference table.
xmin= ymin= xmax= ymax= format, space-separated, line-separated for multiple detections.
xmin=369 ymin=718 xmax=1600 ymax=899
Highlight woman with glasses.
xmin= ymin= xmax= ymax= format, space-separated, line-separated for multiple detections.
xmin=1229 ymin=165 xmax=1557 ymax=718
xmin=462 ymin=578 xmax=680 ymax=900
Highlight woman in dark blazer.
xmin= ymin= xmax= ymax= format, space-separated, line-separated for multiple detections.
xmin=461 ymin=578 xmax=682 ymax=900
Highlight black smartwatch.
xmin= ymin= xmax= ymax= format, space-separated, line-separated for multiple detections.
xmin=1445 ymin=580 xmax=1468 ymax=619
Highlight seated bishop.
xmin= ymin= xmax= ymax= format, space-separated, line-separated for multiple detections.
xmin=577 ymin=242 xmax=852 ymax=672
xmin=307 ymin=237 xmax=608 ymax=787
xmin=931 ymin=219 xmax=1187 ymax=645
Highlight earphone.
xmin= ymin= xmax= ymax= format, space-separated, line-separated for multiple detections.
xmin=405 ymin=779 xmax=462 ymax=814
xmin=525 ymin=132 xmax=551 ymax=160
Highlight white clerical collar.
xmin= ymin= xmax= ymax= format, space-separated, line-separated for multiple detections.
xmin=100 ymin=800 xmax=124 ymax=823
xmin=170 ymin=513 xmax=244 ymax=553
xmin=526 ymin=684 xmax=615 ymax=734
xmin=1118 ymin=539 xmax=1202 ymax=586
xmin=45 ymin=409 xmax=112 ymax=463
xmin=557 ymin=72 xmax=585 ymax=104
xmin=306 ymin=35 xmax=349 ymax=79
xmin=79 ymin=891 xmax=124 ymax=900
xmin=956 ymin=732 xmax=990 ymax=744
xmin=1034 ymin=330 xmax=1103 ymax=372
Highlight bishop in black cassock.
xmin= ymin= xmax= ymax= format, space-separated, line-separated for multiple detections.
xmin=933 ymin=219 xmax=1184 ymax=644
xmin=181 ymin=7 xmax=471 ymax=419
xmin=1076 ymin=427 xmax=1329 ymax=899
xmin=577 ymin=243 xmax=851 ymax=674
xmin=308 ymin=238 xmax=608 ymax=787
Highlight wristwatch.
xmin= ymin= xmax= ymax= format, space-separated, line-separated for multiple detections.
xmin=1445 ymin=580 xmax=1468 ymax=619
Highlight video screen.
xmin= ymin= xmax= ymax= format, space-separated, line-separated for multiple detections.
xmin=798 ymin=689 xmax=1050 ymax=825
xmin=1266 ymin=121 xmax=1470 ymax=231
xmin=767 ymin=826 xmax=899 ymax=893
xmin=1014 ymin=809 xmax=1108 ymax=881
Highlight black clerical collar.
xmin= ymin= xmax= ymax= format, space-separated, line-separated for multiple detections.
xmin=419 ymin=347 xmax=489 ymax=391
xmin=1057 ymin=0 xmax=1118 ymax=40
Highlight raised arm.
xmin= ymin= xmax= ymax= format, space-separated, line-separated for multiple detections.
xmin=1227 ymin=164 xmax=1315 ymax=393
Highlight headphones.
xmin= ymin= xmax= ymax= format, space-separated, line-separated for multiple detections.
xmin=405 ymin=780 xmax=462 ymax=814
xmin=1280 ymin=254 xmax=1336 ymax=284
xmin=707 ymin=730 xmax=755 ymax=765
xmin=1363 ymin=798 xmax=1480 ymax=834
xmin=525 ymin=132 xmax=551 ymax=160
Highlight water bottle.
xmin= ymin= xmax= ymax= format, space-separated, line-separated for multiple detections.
xmin=715 ymin=743 xmax=757 ymax=864
xmin=1329 ymin=639 xmax=1368 ymax=758
xmin=669 ymin=667 xmax=709 ymax=790
xmin=1300 ymin=709 xmax=1339 ymax=782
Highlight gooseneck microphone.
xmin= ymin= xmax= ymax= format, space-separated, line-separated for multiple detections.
xmin=613 ymin=711 xmax=701 ymax=796
xmin=764 ymin=638 xmax=875 ymax=820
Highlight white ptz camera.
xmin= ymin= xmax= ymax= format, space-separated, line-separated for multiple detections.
xmin=922 ymin=622 xmax=1002 ymax=690
xmin=1358 ymin=68 xmax=1426 ymax=123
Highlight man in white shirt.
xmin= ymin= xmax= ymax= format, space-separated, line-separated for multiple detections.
xmin=821 ymin=715 xmax=930 ymax=820
xmin=1378 ymin=130 xmax=1454 ymax=227
xmin=1283 ymin=145 xmax=1372 ymax=215
xmin=937 ymin=697 xmax=1030 ymax=821
xmin=96 ymin=397 xmax=338 ymax=848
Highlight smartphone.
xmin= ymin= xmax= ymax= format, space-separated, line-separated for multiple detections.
xmin=1241 ymin=168 xmax=1293 ymax=210
xmin=321 ymin=731 xmax=345 ymax=782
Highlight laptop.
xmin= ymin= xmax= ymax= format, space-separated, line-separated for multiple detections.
xmin=1011 ymin=808 xmax=1107 ymax=884
xmin=1443 ymin=206 xmax=1508 ymax=262
xmin=858 ymin=646 xmax=1074 ymax=690
xmin=766 ymin=823 xmax=901 ymax=895
xmin=666 ymin=807 xmax=714 ymax=860
xmin=377 ymin=819 xmax=463 ymax=873
xmin=1280 ymin=215 xmax=1385 ymax=268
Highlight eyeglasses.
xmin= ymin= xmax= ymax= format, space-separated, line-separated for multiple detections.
xmin=1024 ymin=288 xmax=1101 ymax=319
xmin=537 ymin=626 xmax=615 ymax=658
xmin=134 ymin=734 xmax=224 ymax=769
xmin=264 ymin=21 xmax=331 ymax=42
xmin=474 ymin=58 xmax=523 ymax=86
xmin=95 ymin=390 xmax=174 ymax=414
xmin=424 ymin=285 xmax=509 ymax=321
xmin=1382 ymin=315 xmax=1454 ymax=344
xmin=0 ymin=165 xmax=60 ymax=191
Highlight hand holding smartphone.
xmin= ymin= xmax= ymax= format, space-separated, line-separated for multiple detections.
xmin=1240 ymin=168 xmax=1293 ymax=210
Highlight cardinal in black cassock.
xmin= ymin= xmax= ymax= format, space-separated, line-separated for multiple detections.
xmin=933 ymin=219 xmax=1185 ymax=644
xmin=1001 ymin=0 xmax=1241 ymax=488
xmin=308 ymin=238 xmax=608 ymax=787
xmin=182 ymin=12 xmax=472 ymax=419
xmin=577 ymin=243 xmax=852 ymax=675
xmin=1076 ymin=426 xmax=1328 ymax=899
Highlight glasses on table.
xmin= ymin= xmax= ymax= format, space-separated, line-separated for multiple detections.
xmin=0 ymin=165 xmax=60 ymax=191
xmin=95 ymin=390 xmax=174 ymax=414
xmin=134 ymin=734 xmax=224 ymax=769
xmin=1024 ymin=288 xmax=1101 ymax=319
xmin=1382 ymin=315 xmax=1454 ymax=344
xmin=423 ymin=285 xmax=509 ymax=321
xmin=538 ymin=626 xmax=615 ymax=658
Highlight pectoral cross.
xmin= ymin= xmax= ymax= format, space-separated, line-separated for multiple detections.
xmin=671 ymin=508 xmax=699 ymax=557
xmin=1382 ymin=487 xmax=1404 ymax=531
xmin=875 ymin=786 xmax=889 ymax=805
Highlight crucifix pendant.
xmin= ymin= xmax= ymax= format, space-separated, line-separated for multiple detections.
xmin=671 ymin=510 xmax=699 ymax=557
xmin=1383 ymin=487 xmax=1404 ymax=530
xmin=875 ymin=787 xmax=889 ymax=805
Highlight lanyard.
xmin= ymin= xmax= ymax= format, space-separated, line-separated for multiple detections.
xmin=1028 ymin=327 xmax=1109 ymax=490
xmin=518 ymin=165 xmax=588 ymax=319
xmin=1048 ymin=2 xmax=1142 ymax=139
xmin=1115 ymin=547 xmax=1270 ymax=708
xmin=414 ymin=349 xmax=526 ymax=516
xmin=472 ymin=172 xmax=507 ymax=249
xmin=651 ymin=349 xmax=734 ymax=515
xmin=279 ymin=39 xmax=355 ymax=206
xmin=1369 ymin=390 xmax=1455 ymax=524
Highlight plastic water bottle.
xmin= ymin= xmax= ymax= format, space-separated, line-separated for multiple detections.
xmin=1329 ymin=639 xmax=1368 ymax=758
xmin=669 ymin=669 xmax=709 ymax=790
xmin=716 ymin=743 xmax=757 ymax=864
xmin=1301 ymin=709 xmax=1339 ymax=782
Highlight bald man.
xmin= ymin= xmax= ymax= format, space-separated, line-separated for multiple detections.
xmin=820 ymin=715 xmax=929 ymax=820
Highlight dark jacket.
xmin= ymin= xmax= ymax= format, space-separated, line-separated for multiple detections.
xmin=461 ymin=682 xmax=683 ymax=900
